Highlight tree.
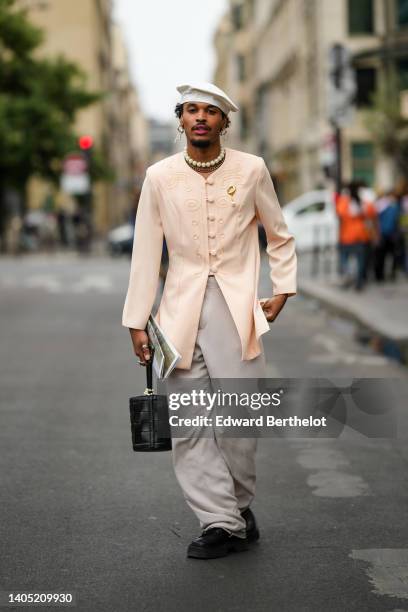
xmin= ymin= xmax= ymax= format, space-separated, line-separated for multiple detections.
xmin=0 ymin=0 xmax=111 ymax=245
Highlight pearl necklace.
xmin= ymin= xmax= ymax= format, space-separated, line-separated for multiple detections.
xmin=184 ymin=147 xmax=226 ymax=172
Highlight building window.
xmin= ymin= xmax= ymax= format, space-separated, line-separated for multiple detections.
xmin=397 ymin=0 xmax=408 ymax=27
xmin=240 ymin=107 xmax=249 ymax=141
xmin=231 ymin=4 xmax=244 ymax=30
xmin=236 ymin=54 xmax=246 ymax=82
xmin=351 ymin=142 xmax=375 ymax=186
xmin=397 ymin=59 xmax=408 ymax=89
xmin=355 ymin=67 xmax=377 ymax=106
xmin=348 ymin=0 xmax=374 ymax=34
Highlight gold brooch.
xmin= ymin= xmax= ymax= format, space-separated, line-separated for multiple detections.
xmin=227 ymin=185 xmax=236 ymax=197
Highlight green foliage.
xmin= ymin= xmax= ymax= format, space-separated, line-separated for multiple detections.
xmin=362 ymin=70 xmax=408 ymax=179
xmin=0 ymin=0 xmax=43 ymax=58
xmin=0 ymin=0 xmax=111 ymax=188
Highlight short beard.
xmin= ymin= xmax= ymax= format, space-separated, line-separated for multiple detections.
xmin=190 ymin=138 xmax=211 ymax=149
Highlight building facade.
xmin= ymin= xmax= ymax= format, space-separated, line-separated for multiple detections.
xmin=16 ymin=0 xmax=148 ymax=233
xmin=213 ymin=0 xmax=408 ymax=203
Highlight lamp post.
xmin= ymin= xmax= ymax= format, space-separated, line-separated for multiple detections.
xmin=327 ymin=43 xmax=357 ymax=192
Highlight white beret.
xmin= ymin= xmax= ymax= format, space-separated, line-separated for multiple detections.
xmin=176 ymin=81 xmax=239 ymax=115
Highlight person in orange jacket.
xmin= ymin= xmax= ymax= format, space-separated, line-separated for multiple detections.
xmin=335 ymin=180 xmax=379 ymax=290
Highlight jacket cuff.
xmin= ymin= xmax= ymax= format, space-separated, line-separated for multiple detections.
xmin=122 ymin=317 xmax=148 ymax=331
xmin=273 ymin=289 xmax=297 ymax=297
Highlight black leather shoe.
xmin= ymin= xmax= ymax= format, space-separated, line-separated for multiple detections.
xmin=241 ymin=508 xmax=260 ymax=543
xmin=187 ymin=527 xmax=249 ymax=559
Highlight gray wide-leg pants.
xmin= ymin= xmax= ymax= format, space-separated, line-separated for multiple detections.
xmin=166 ymin=276 xmax=267 ymax=536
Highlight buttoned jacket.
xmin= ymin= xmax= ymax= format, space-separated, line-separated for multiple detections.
xmin=122 ymin=147 xmax=297 ymax=370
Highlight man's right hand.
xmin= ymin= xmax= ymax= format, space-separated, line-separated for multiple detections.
xmin=129 ymin=328 xmax=151 ymax=366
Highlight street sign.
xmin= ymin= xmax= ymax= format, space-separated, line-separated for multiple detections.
xmin=60 ymin=173 xmax=90 ymax=195
xmin=63 ymin=152 xmax=88 ymax=174
xmin=61 ymin=152 xmax=90 ymax=194
xmin=320 ymin=132 xmax=336 ymax=166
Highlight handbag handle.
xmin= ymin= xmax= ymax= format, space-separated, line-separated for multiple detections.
xmin=144 ymin=325 xmax=155 ymax=396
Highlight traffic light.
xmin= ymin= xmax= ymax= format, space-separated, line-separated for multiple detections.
xmin=327 ymin=43 xmax=356 ymax=127
xmin=78 ymin=135 xmax=94 ymax=150
xmin=78 ymin=135 xmax=94 ymax=170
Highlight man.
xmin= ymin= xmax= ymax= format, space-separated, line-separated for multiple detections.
xmin=122 ymin=82 xmax=297 ymax=559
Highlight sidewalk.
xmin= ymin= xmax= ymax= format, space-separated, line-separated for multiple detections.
xmin=297 ymin=252 xmax=408 ymax=365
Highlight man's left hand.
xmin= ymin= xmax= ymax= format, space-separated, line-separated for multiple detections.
xmin=260 ymin=295 xmax=288 ymax=322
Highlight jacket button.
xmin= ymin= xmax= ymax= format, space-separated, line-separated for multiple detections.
xmin=209 ymin=233 xmax=215 ymax=239
xmin=207 ymin=196 xmax=214 ymax=203
xmin=208 ymin=215 xmax=215 ymax=221
xmin=218 ymin=219 xmax=223 ymax=224
xmin=193 ymin=234 xmax=198 ymax=239
xmin=210 ymin=249 xmax=217 ymax=256
xmin=206 ymin=177 xmax=214 ymax=185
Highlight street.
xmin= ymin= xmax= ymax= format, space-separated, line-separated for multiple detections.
xmin=1 ymin=254 xmax=407 ymax=612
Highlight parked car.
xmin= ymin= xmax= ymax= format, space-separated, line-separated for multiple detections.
xmin=281 ymin=190 xmax=337 ymax=252
xmin=281 ymin=188 xmax=375 ymax=252
xmin=107 ymin=225 xmax=169 ymax=277
xmin=107 ymin=223 xmax=134 ymax=256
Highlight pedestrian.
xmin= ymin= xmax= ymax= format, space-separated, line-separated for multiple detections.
xmin=335 ymin=180 xmax=378 ymax=290
xmin=373 ymin=190 xmax=400 ymax=282
xmin=393 ymin=179 xmax=408 ymax=277
xmin=122 ymin=82 xmax=297 ymax=559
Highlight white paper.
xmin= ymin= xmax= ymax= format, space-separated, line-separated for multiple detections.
xmin=147 ymin=315 xmax=181 ymax=379
xmin=146 ymin=319 xmax=165 ymax=378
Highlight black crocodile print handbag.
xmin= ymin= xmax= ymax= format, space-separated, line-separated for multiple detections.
xmin=129 ymin=346 xmax=172 ymax=452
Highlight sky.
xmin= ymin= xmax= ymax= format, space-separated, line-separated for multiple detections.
xmin=113 ymin=0 xmax=228 ymax=123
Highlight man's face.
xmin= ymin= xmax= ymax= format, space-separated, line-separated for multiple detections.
xmin=181 ymin=102 xmax=226 ymax=149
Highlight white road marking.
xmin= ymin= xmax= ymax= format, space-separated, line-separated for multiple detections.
xmin=71 ymin=275 xmax=114 ymax=293
xmin=295 ymin=444 xmax=371 ymax=497
xmin=1 ymin=273 xmax=115 ymax=294
xmin=24 ymin=275 xmax=62 ymax=293
xmin=311 ymin=333 xmax=389 ymax=366
xmin=307 ymin=471 xmax=370 ymax=497
xmin=313 ymin=334 xmax=340 ymax=353
xmin=350 ymin=549 xmax=408 ymax=600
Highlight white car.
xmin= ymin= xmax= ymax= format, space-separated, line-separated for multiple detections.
xmin=107 ymin=223 xmax=134 ymax=255
xmin=282 ymin=188 xmax=375 ymax=252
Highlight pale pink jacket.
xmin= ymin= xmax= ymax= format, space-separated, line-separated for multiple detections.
xmin=122 ymin=147 xmax=297 ymax=370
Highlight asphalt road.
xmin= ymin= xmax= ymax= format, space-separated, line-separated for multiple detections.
xmin=0 ymin=253 xmax=407 ymax=612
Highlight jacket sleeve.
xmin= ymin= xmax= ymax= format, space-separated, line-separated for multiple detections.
xmin=122 ymin=169 xmax=164 ymax=329
xmin=255 ymin=159 xmax=297 ymax=297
